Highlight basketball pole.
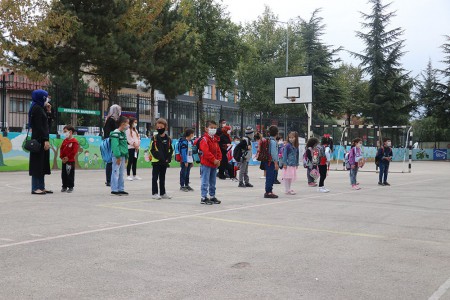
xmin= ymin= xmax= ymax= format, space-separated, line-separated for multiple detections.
xmin=307 ymin=103 xmax=312 ymax=138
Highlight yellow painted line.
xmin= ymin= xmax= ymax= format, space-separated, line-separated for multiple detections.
xmin=196 ymin=216 xmax=447 ymax=245
xmin=97 ymin=205 xmax=179 ymax=216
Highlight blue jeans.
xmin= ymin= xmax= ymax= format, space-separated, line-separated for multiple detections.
xmin=180 ymin=163 xmax=193 ymax=187
xmin=349 ymin=165 xmax=359 ymax=185
xmin=264 ymin=162 xmax=275 ymax=193
xmin=31 ymin=176 xmax=45 ymax=192
xmin=111 ymin=156 xmax=125 ymax=192
xmin=201 ymin=165 xmax=217 ymax=198
xmin=379 ymin=163 xmax=389 ymax=183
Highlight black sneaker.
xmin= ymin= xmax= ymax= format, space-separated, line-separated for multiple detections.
xmin=210 ymin=197 xmax=221 ymax=204
xmin=384 ymin=182 xmax=391 ymax=186
xmin=119 ymin=191 xmax=129 ymax=195
xmin=186 ymin=186 xmax=194 ymax=191
xmin=238 ymin=182 xmax=246 ymax=188
xmin=274 ymin=180 xmax=281 ymax=184
xmin=264 ymin=193 xmax=279 ymax=199
xmin=111 ymin=191 xmax=121 ymax=196
xmin=378 ymin=182 xmax=383 ymax=186
xmin=106 ymin=182 xmax=111 ymax=187
xmin=67 ymin=188 xmax=73 ymax=193
xmin=180 ymin=186 xmax=188 ymax=192
xmin=245 ymin=183 xmax=254 ymax=187
xmin=201 ymin=197 xmax=213 ymax=205
xmin=61 ymin=187 xmax=67 ymax=192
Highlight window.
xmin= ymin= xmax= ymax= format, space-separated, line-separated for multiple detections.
xmin=9 ymin=97 xmax=30 ymax=113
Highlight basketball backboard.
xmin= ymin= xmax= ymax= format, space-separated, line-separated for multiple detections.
xmin=274 ymin=75 xmax=313 ymax=104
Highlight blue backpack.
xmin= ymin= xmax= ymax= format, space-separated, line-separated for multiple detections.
xmin=100 ymin=138 xmax=113 ymax=163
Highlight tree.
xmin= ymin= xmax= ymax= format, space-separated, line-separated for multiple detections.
xmin=435 ymin=35 xmax=450 ymax=127
xmin=298 ymin=9 xmax=342 ymax=117
xmin=334 ymin=64 xmax=368 ymax=125
xmin=8 ymin=0 xmax=133 ymax=125
xmin=415 ymin=59 xmax=441 ymax=118
xmin=353 ymin=0 xmax=413 ymax=125
xmin=185 ymin=0 xmax=243 ymax=134
xmin=0 ymin=136 xmax=13 ymax=166
xmin=49 ymin=137 xmax=63 ymax=170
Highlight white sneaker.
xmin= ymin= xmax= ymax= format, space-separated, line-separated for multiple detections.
xmin=133 ymin=176 xmax=142 ymax=180
xmin=127 ymin=176 xmax=133 ymax=181
xmin=161 ymin=194 xmax=172 ymax=199
xmin=318 ymin=187 xmax=329 ymax=193
xmin=152 ymin=194 xmax=162 ymax=200
xmin=260 ymin=176 xmax=266 ymax=179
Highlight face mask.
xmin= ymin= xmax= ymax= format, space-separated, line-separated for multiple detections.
xmin=227 ymin=130 xmax=231 ymax=135
xmin=289 ymin=138 xmax=295 ymax=143
xmin=124 ymin=125 xmax=130 ymax=131
xmin=64 ymin=132 xmax=70 ymax=139
xmin=208 ymin=128 xmax=216 ymax=136
xmin=248 ymin=133 xmax=254 ymax=140
xmin=356 ymin=143 xmax=362 ymax=148
xmin=133 ymin=123 xmax=137 ymax=128
xmin=157 ymin=128 xmax=165 ymax=135
xmin=387 ymin=142 xmax=391 ymax=147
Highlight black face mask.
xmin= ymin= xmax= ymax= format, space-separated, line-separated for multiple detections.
xmin=157 ymin=128 xmax=165 ymax=135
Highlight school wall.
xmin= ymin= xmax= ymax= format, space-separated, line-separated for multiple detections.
xmin=0 ymin=133 xmax=448 ymax=172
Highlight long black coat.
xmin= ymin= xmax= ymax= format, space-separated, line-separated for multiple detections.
xmin=29 ymin=105 xmax=51 ymax=177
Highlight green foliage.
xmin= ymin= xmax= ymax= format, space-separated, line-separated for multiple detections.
xmin=353 ymin=0 xmax=413 ymax=125
xmin=412 ymin=117 xmax=450 ymax=143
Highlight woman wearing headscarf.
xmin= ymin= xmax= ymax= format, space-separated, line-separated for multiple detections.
xmin=103 ymin=104 xmax=122 ymax=186
xmin=29 ymin=89 xmax=52 ymax=195
xmin=218 ymin=125 xmax=236 ymax=180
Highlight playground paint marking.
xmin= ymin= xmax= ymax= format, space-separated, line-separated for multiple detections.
xmin=428 ymin=277 xmax=450 ymax=300
xmin=0 ymin=178 xmax=437 ymax=249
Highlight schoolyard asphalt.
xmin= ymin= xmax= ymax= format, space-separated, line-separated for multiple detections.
xmin=0 ymin=161 xmax=450 ymax=300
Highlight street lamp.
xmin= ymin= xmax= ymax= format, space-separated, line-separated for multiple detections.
xmin=1 ymin=71 xmax=14 ymax=136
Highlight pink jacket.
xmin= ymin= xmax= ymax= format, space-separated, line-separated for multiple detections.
xmin=126 ymin=128 xmax=140 ymax=150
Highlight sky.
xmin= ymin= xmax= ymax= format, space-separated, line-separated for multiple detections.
xmin=221 ymin=0 xmax=450 ymax=78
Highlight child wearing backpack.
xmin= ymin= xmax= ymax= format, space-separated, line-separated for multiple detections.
xmin=110 ymin=116 xmax=129 ymax=196
xmin=60 ymin=125 xmax=79 ymax=193
xmin=257 ymin=125 xmax=279 ymax=199
xmin=304 ymin=137 xmax=319 ymax=187
xmin=348 ymin=138 xmax=363 ymax=190
xmin=179 ymin=128 xmax=195 ymax=192
xmin=150 ymin=118 xmax=174 ymax=200
xmin=316 ymin=136 xmax=332 ymax=193
xmin=199 ymin=120 xmax=222 ymax=205
xmin=376 ymin=138 xmax=393 ymax=186
xmin=282 ymin=131 xmax=300 ymax=195
xmin=235 ymin=126 xmax=254 ymax=188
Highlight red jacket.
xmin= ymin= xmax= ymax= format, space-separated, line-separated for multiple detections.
xmin=60 ymin=138 xmax=79 ymax=162
xmin=199 ymin=133 xmax=222 ymax=168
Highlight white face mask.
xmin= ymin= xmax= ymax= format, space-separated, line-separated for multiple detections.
xmin=64 ymin=131 xmax=71 ymax=139
xmin=289 ymin=138 xmax=295 ymax=143
xmin=133 ymin=123 xmax=137 ymax=128
xmin=208 ymin=128 xmax=216 ymax=136
xmin=356 ymin=143 xmax=362 ymax=148
xmin=227 ymin=130 xmax=231 ymax=135
xmin=387 ymin=142 xmax=391 ymax=147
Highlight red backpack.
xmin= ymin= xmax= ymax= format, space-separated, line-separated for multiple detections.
xmin=256 ymin=138 xmax=271 ymax=162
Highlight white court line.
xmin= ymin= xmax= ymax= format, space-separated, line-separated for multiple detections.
xmin=429 ymin=277 xmax=450 ymax=300
xmin=0 ymin=238 xmax=14 ymax=242
xmin=29 ymin=234 xmax=44 ymax=237
xmin=0 ymin=178 xmax=436 ymax=249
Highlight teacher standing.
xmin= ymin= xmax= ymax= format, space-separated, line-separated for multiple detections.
xmin=29 ymin=89 xmax=52 ymax=195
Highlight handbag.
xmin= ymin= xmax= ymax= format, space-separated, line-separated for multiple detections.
xmin=24 ymin=127 xmax=41 ymax=153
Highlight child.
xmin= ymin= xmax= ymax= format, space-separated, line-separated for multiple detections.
xmin=260 ymin=125 xmax=279 ymax=199
xmin=218 ymin=125 xmax=235 ymax=180
xmin=236 ymin=127 xmax=254 ymax=188
xmin=305 ymin=137 xmax=319 ymax=187
xmin=150 ymin=118 xmax=174 ymax=199
xmin=317 ymin=135 xmax=332 ymax=193
xmin=59 ymin=125 xmax=79 ymax=193
xmin=376 ymin=137 xmax=393 ymax=186
xmin=110 ymin=116 xmax=129 ymax=196
xmin=126 ymin=117 xmax=141 ymax=181
xmin=274 ymin=135 xmax=283 ymax=184
xmin=348 ymin=138 xmax=363 ymax=190
xmin=199 ymin=120 xmax=222 ymax=205
xmin=179 ymin=128 xmax=195 ymax=192
xmin=282 ymin=131 xmax=300 ymax=195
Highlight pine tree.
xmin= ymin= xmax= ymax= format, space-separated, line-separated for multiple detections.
xmin=353 ymin=0 xmax=413 ymax=125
